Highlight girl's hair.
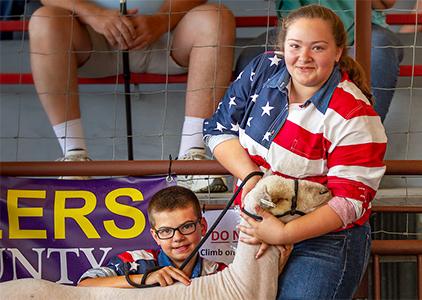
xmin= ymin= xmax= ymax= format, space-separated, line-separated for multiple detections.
xmin=278 ymin=4 xmax=373 ymax=104
xmin=147 ymin=186 xmax=202 ymax=228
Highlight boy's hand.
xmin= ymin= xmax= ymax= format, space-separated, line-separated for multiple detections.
xmin=144 ymin=266 xmax=191 ymax=287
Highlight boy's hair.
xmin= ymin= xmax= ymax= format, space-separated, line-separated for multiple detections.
xmin=278 ymin=4 xmax=373 ymax=105
xmin=147 ymin=186 xmax=202 ymax=229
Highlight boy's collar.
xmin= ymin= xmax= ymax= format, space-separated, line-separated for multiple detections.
xmin=157 ymin=250 xmax=202 ymax=279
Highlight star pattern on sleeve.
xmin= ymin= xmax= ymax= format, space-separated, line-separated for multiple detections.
xmin=203 ymin=52 xmax=289 ymax=150
xmin=216 ymin=122 xmax=227 ymax=132
xmin=229 ymin=96 xmax=237 ymax=108
xmin=235 ymin=71 xmax=243 ymax=82
xmin=250 ymin=71 xmax=255 ymax=82
xmin=269 ymin=54 xmax=282 ymax=67
xmin=231 ymin=123 xmax=240 ymax=132
xmin=129 ymin=261 xmax=139 ymax=272
xmin=250 ymin=93 xmax=259 ymax=102
xmin=261 ymin=102 xmax=274 ymax=116
xmin=263 ymin=131 xmax=272 ymax=141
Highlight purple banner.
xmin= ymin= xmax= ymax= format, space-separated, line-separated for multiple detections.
xmin=0 ymin=175 xmax=175 ymax=285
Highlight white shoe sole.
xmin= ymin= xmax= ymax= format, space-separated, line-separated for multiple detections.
xmin=178 ymin=176 xmax=228 ymax=193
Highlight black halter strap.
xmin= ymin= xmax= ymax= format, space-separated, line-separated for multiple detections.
xmin=243 ymin=179 xmax=307 ymax=221
xmin=288 ymin=179 xmax=300 ymax=216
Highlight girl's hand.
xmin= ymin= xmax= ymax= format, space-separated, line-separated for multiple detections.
xmin=276 ymin=244 xmax=293 ymax=275
xmin=238 ymin=204 xmax=286 ymax=247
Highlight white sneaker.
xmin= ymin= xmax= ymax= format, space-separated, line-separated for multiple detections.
xmin=56 ymin=149 xmax=93 ymax=180
xmin=177 ymin=148 xmax=228 ymax=193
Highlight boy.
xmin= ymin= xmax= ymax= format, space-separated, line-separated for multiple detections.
xmin=77 ymin=186 xmax=227 ymax=288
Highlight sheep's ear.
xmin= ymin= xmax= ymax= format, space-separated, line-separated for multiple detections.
xmin=259 ymin=185 xmax=275 ymax=209
xmin=320 ymin=187 xmax=329 ymax=195
xmin=261 ymin=184 xmax=269 ymax=196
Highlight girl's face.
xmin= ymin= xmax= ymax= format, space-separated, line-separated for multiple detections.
xmin=284 ymin=18 xmax=343 ymax=95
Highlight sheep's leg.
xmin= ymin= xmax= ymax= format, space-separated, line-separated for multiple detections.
xmin=227 ymin=221 xmax=280 ymax=300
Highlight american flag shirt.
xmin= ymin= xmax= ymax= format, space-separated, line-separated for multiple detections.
xmin=78 ymin=249 xmax=227 ymax=283
xmin=204 ymin=52 xmax=387 ymax=228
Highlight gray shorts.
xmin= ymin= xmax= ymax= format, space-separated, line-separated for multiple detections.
xmin=78 ymin=26 xmax=188 ymax=78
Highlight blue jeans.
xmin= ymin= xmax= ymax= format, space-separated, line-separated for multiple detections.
xmin=235 ymin=24 xmax=404 ymax=123
xmin=276 ymin=221 xmax=372 ymax=300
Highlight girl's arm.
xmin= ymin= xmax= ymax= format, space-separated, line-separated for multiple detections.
xmin=238 ymin=204 xmax=343 ymax=247
xmin=216 ymin=139 xmax=343 ymax=256
xmin=213 ymin=139 xmax=263 ymax=202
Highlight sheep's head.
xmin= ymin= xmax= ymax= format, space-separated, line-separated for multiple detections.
xmin=243 ymin=175 xmax=332 ymax=222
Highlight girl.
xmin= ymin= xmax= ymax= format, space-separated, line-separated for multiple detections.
xmin=203 ymin=4 xmax=387 ymax=299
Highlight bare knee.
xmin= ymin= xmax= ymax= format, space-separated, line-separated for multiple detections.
xmin=29 ymin=6 xmax=74 ymax=40
xmin=195 ymin=3 xmax=235 ymax=23
xmin=188 ymin=3 xmax=236 ymax=39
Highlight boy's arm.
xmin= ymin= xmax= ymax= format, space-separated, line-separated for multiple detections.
xmin=77 ymin=266 xmax=191 ymax=288
xmin=77 ymin=274 xmax=143 ymax=288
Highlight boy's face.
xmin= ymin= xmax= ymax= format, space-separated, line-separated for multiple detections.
xmin=150 ymin=206 xmax=207 ymax=268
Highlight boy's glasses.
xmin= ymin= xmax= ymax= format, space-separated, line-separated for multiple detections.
xmin=154 ymin=218 xmax=202 ymax=240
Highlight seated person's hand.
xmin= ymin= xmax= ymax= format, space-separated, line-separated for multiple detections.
xmin=144 ymin=266 xmax=191 ymax=287
xmin=84 ymin=8 xmax=138 ymax=50
xmin=129 ymin=14 xmax=169 ymax=51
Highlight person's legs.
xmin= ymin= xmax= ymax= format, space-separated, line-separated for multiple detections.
xmin=29 ymin=5 xmax=92 ymax=156
xmin=349 ymin=24 xmax=404 ymax=123
xmin=234 ymin=27 xmax=279 ymax=78
xmin=171 ymin=3 xmax=236 ymax=155
xmin=276 ymin=222 xmax=371 ymax=299
xmin=168 ymin=3 xmax=236 ymax=192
